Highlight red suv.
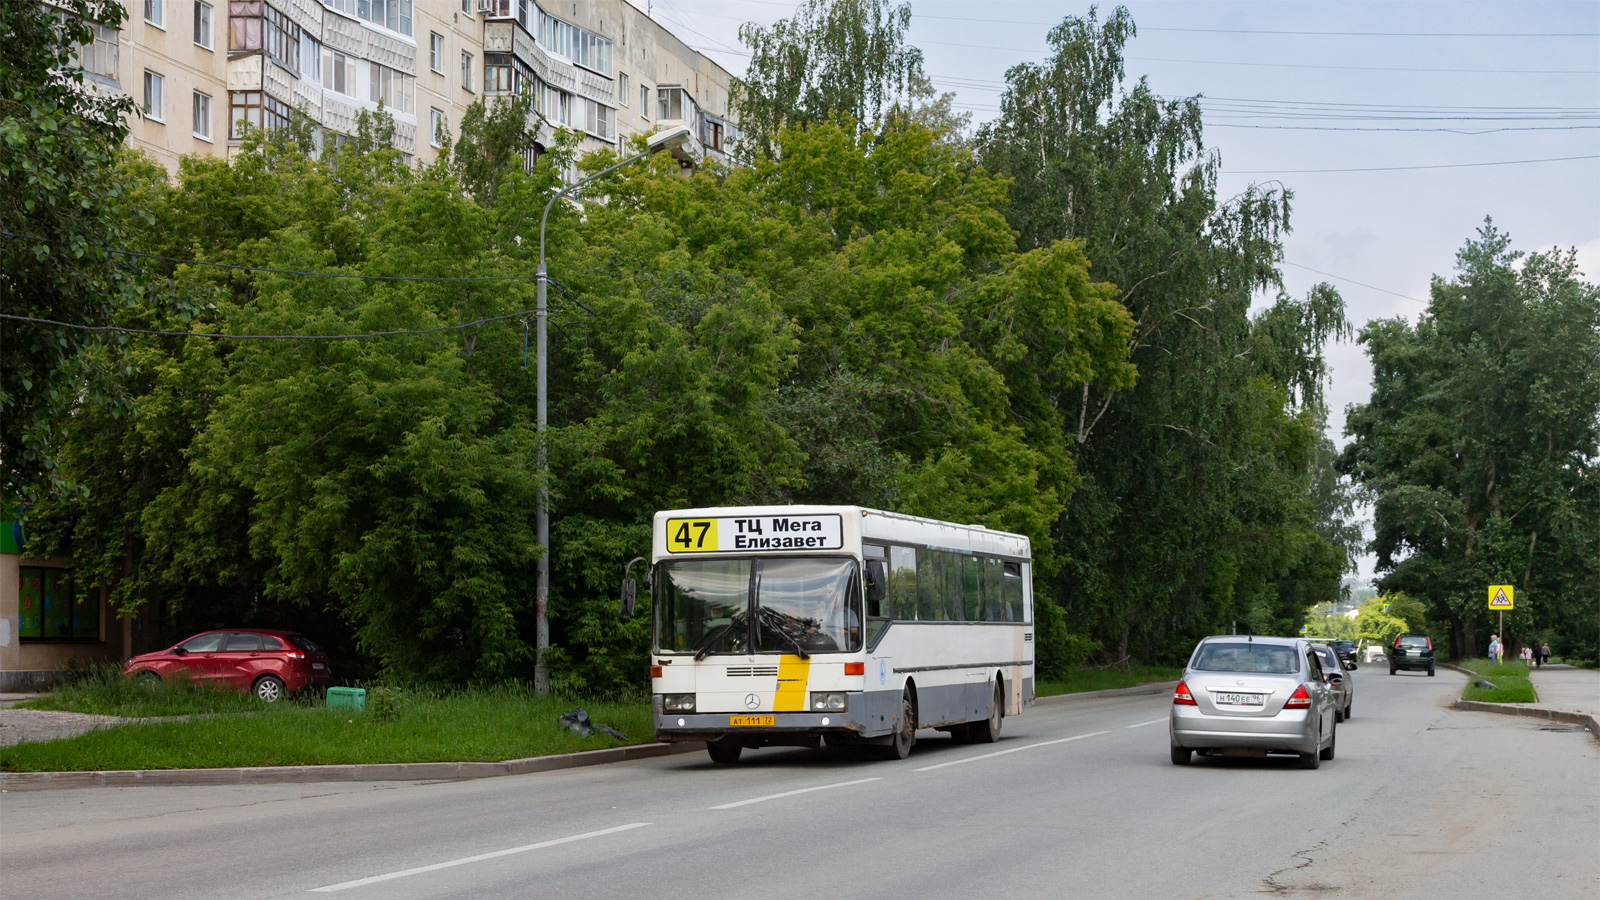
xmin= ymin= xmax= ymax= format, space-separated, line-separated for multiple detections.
xmin=123 ymin=629 xmax=330 ymax=702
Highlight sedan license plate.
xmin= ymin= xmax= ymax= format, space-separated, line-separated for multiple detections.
xmin=729 ymin=716 xmax=774 ymax=727
xmin=312 ymin=663 xmax=325 ymax=670
xmin=1214 ymin=693 xmax=1265 ymax=707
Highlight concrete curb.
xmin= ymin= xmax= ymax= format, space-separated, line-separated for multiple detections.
xmin=1033 ymin=680 xmax=1178 ymax=705
xmin=1452 ymin=699 xmax=1600 ymax=743
xmin=0 ymin=740 xmax=707 ymax=792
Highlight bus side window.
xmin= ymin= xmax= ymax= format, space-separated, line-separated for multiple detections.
xmin=984 ymin=557 xmax=1007 ymax=621
xmin=917 ymin=551 xmax=939 ymax=621
xmin=890 ymin=546 xmax=917 ymax=620
xmin=963 ymin=555 xmax=983 ymax=621
xmin=1003 ymin=562 xmax=1023 ymax=622
xmin=941 ymin=551 xmax=964 ymax=622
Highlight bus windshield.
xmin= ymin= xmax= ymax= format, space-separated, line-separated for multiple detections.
xmin=654 ymin=556 xmax=861 ymax=655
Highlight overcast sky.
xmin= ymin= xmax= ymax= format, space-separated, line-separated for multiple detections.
xmin=640 ymin=0 xmax=1600 ymax=583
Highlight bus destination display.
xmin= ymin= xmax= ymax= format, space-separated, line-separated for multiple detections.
xmin=665 ymin=514 xmax=844 ymax=553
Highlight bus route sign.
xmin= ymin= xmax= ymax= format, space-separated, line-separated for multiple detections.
xmin=1488 ymin=585 xmax=1514 ymax=610
xmin=665 ymin=514 xmax=843 ymax=553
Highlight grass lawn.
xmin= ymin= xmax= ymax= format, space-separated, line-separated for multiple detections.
xmin=1455 ymin=658 xmax=1540 ymax=679
xmin=2 ymin=681 xmax=654 ymax=772
xmin=17 ymin=667 xmax=268 ymax=717
xmin=1037 ymin=665 xmax=1182 ymax=697
xmin=1460 ymin=674 xmax=1538 ymax=704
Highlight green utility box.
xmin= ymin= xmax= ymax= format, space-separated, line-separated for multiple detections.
xmin=325 ymin=687 xmax=366 ymax=711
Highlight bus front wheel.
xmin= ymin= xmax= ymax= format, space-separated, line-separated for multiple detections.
xmin=706 ymin=737 xmax=743 ymax=764
xmin=880 ymin=689 xmax=916 ymax=760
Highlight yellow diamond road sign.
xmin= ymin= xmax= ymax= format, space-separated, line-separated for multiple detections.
xmin=1488 ymin=585 xmax=1514 ymax=610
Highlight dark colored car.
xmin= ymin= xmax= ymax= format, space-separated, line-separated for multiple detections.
xmin=123 ymin=629 xmax=330 ymax=701
xmin=1329 ymin=640 xmax=1360 ymax=670
xmin=1390 ymin=633 xmax=1435 ymax=676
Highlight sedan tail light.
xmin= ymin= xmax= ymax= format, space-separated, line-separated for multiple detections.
xmin=1173 ymin=680 xmax=1197 ymax=706
xmin=1285 ymin=684 xmax=1312 ymax=709
xmin=284 ymin=651 xmax=305 ymax=660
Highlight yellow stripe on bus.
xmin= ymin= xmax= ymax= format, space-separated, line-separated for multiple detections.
xmin=774 ymin=654 xmax=811 ymax=712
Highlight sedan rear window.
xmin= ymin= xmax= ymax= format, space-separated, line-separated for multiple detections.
xmin=288 ymin=635 xmax=321 ymax=652
xmin=1192 ymin=643 xmax=1299 ymax=674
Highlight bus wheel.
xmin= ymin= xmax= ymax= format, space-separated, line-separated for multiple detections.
xmin=881 ymin=689 xmax=916 ymax=760
xmin=968 ymin=683 xmax=1003 ymax=744
xmin=706 ymin=737 xmax=743 ymax=764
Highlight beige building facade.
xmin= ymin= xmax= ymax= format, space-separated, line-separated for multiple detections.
xmin=71 ymin=0 xmax=738 ymax=173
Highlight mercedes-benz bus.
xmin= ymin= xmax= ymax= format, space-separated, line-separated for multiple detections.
xmin=630 ymin=505 xmax=1035 ymax=763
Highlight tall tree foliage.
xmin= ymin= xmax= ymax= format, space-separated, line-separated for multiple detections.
xmin=976 ymin=6 xmax=1356 ymax=659
xmin=1341 ymin=222 xmax=1600 ymax=663
xmin=734 ymin=0 xmax=925 ymax=156
xmin=0 ymin=1 xmax=140 ymax=502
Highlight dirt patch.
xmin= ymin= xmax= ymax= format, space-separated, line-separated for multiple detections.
xmin=0 ymin=709 xmax=178 ymax=747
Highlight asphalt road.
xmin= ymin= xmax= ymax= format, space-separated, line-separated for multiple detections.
xmin=3 ymin=669 xmax=1596 ymax=900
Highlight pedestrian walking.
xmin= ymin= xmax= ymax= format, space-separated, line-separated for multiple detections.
xmin=1487 ymin=634 xmax=1501 ymax=665
xmin=1541 ymin=642 xmax=1552 ymax=667
xmin=1522 ymin=645 xmax=1534 ymax=667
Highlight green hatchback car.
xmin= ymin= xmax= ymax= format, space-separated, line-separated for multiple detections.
xmin=1390 ymin=633 xmax=1435 ymax=676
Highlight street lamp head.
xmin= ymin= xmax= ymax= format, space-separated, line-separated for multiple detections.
xmin=644 ymin=125 xmax=693 ymax=153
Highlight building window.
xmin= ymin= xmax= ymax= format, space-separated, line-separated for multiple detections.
xmin=71 ymin=21 xmax=120 ymax=81
xmin=461 ymin=51 xmax=473 ymax=92
xmin=540 ymin=83 xmax=569 ymax=126
xmin=430 ymin=108 xmax=444 ymax=147
xmin=300 ymin=33 xmax=322 ymax=85
xmin=430 ymin=32 xmax=444 ymax=73
xmin=539 ymin=9 xmax=611 ymax=76
xmin=640 ymin=84 xmax=649 ymax=119
xmin=580 ymin=97 xmax=613 ymax=141
xmin=193 ymin=90 xmax=212 ymax=139
xmin=461 ymin=0 xmax=472 ymax=15
xmin=619 ymin=73 xmax=629 ymax=107
xmin=703 ymin=116 xmax=724 ymax=151
xmin=516 ymin=0 xmax=533 ymax=31
xmin=143 ymin=70 xmax=164 ymax=120
xmin=326 ymin=0 xmax=413 ymax=36
xmin=658 ymin=86 xmax=692 ymax=122
xmin=230 ymin=90 xmax=292 ymax=138
xmin=194 ymin=1 xmax=213 ymax=48
xmin=322 ymin=47 xmax=356 ymax=95
xmin=144 ymin=0 xmax=163 ymax=28
xmin=18 ymin=567 xmax=98 ymax=641
xmin=369 ymin=61 xmax=414 ymax=114
xmin=263 ymin=4 xmax=300 ymax=74
xmin=482 ymin=0 xmax=512 ymax=17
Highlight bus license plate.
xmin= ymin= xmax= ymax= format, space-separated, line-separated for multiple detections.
xmin=1215 ymin=693 xmax=1264 ymax=707
xmin=729 ymin=716 xmax=774 ymax=727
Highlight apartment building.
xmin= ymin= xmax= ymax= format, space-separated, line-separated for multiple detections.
xmin=72 ymin=0 xmax=740 ymax=174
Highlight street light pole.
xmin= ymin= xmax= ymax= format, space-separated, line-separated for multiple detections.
xmin=532 ymin=126 xmax=694 ymax=696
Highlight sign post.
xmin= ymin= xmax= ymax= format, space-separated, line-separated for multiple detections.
xmin=1488 ymin=585 xmax=1515 ymax=657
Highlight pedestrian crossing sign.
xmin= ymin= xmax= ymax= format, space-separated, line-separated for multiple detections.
xmin=1488 ymin=585 xmax=1514 ymax=610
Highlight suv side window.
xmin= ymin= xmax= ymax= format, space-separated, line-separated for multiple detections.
xmin=179 ymin=632 xmax=226 ymax=653
xmin=225 ymin=632 xmax=263 ymax=651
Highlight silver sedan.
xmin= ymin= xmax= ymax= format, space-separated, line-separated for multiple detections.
xmin=1169 ymin=636 xmax=1338 ymax=769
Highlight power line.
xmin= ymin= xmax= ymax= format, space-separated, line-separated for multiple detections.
xmin=0 ymin=229 xmax=539 ymax=282
xmin=1224 ymin=153 xmax=1600 ymax=174
xmin=1284 ymin=262 xmax=1427 ymax=305
xmin=0 ymin=310 xmax=538 ymax=341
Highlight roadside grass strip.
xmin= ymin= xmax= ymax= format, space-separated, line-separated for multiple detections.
xmin=1 ymin=687 xmax=654 ymax=771
xmin=308 ymin=823 xmax=653 ymax=892
xmin=912 ymin=731 xmax=1111 ymax=772
xmin=18 ymin=665 xmax=269 ymax=717
xmin=1461 ymin=675 xmax=1537 ymax=704
xmin=710 ymin=777 xmax=882 ymax=810
xmin=1455 ymin=658 xmax=1541 ymax=678
xmin=1036 ymin=665 xmax=1183 ymax=698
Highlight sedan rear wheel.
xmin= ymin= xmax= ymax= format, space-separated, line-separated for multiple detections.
xmin=1170 ymin=743 xmax=1192 ymax=765
xmin=1344 ymin=699 xmax=1353 ymax=721
xmin=1299 ymin=725 xmax=1322 ymax=769
xmin=252 ymin=675 xmax=286 ymax=703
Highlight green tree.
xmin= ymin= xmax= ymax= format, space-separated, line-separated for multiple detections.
xmin=734 ymin=0 xmax=925 ymax=156
xmin=975 ymin=6 xmax=1353 ymax=660
xmin=1354 ymin=597 xmax=1409 ymax=648
xmin=1341 ymin=221 xmax=1600 ymax=662
xmin=1 ymin=1 xmax=141 ymax=502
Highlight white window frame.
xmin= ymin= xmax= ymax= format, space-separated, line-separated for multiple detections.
xmin=619 ymin=73 xmax=628 ymax=107
xmin=461 ymin=51 xmax=473 ymax=92
xmin=640 ymin=84 xmax=649 ymax=119
xmin=430 ymin=108 xmax=444 ymax=148
xmin=430 ymin=32 xmax=444 ymax=74
xmin=143 ymin=70 xmax=164 ymax=121
xmin=192 ymin=90 xmax=212 ymax=141
xmin=193 ymin=1 xmax=213 ymax=49
xmin=144 ymin=0 xmax=164 ymax=29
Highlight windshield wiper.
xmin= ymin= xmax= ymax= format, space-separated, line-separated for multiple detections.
xmin=693 ymin=612 xmax=747 ymax=661
xmin=757 ymin=609 xmax=809 ymax=660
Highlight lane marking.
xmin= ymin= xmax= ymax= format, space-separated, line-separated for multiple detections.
xmin=710 ymin=777 xmax=881 ymax=810
xmin=307 ymin=822 xmax=652 ymax=893
xmin=913 ymin=731 xmax=1111 ymax=772
xmin=1126 ymin=718 xmax=1167 ymax=729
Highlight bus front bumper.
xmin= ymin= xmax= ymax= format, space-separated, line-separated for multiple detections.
xmin=655 ymin=707 xmax=887 ymax=743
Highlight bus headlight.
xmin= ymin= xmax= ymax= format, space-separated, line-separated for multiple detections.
xmin=662 ymin=693 xmax=696 ymax=712
xmin=810 ymin=692 xmax=847 ymax=711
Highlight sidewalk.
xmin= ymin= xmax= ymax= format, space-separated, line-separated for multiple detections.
xmin=1454 ymin=664 xmax=1600 ymax=740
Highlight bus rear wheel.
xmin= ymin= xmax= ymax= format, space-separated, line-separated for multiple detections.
xmin=880 ymin=689 xmax=916 ymax=760
xmin=968 ymin=683 xmax=1004 ymax=744
xmin=706 ymin=737 xmax=743 ymax=764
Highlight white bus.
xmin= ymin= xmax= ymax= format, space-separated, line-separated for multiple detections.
xmin=627 ymin=505 xmax=1035 ymax=763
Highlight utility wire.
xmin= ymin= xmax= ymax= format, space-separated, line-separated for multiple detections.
xmin=1225 ymin=153 xmax=1600 ymax=174
xmin=0 ymin=229 xmax=539 ymax=283
xmin=0 ymin=311 xmax=540 ymax=341
xmin=1284 ymin=262 xmax=1428 ymax=305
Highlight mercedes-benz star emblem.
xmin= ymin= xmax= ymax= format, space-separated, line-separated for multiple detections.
xmin=744 ymin=693 xmax=760 ymax=710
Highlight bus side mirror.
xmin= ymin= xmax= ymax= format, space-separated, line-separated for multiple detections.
xmin=621 ymin=578 xmax=637 ymax=617
xmin=866 ymin=560 xmax=887 ymax=603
